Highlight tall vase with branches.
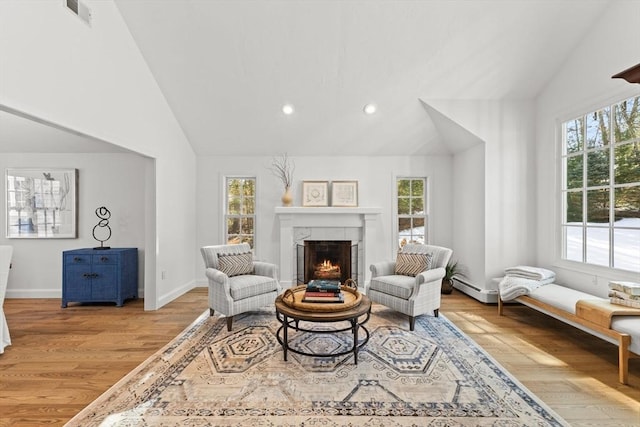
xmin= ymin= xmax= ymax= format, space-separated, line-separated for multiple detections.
xmin=271 ymin=154 xmax=295 ymax=206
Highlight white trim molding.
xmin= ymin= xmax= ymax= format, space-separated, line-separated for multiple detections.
xmin=275 ymin=207 xmax=382 ymax=288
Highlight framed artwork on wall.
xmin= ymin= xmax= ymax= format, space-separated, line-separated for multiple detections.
xmin=5 ymin=168 xmax=78 ymax=238
xmin=331 ymin=180 xmax=358 ymax=207
xmin=302 ymin=181 xmax=329 ymax=207
xmin=331 ymin=181 xmax=358 ymax=207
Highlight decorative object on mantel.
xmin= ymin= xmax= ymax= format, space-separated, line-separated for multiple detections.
xmin=92 ymin=206 xmax=112 ymax=250
xmin=281 ymin=186 xmax=293 ymax=207
xmin=302 ymin=181 xmax=329 ymax=207
xmin=331 ymin=180 xmax=358 ymax=207
xmin=270 ymin=153 xmax=295 ymax=206
xmin=612 ymin=63 xmax=640 ymax=84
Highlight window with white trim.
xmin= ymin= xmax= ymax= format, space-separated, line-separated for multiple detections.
xmin=561 ymin=95 xmax=640 ymax=272
xmin=224 ymin=177 xmax=256 ymax=248
xmin=397 ymin=177 xmax=427 ymax=248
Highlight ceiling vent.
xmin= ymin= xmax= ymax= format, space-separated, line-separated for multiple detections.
xmin=65 ymin=0 xmax=92 ymax=26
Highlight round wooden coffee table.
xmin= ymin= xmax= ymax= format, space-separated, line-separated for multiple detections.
xmin=274 ymin=293 xmax=372 ymax=364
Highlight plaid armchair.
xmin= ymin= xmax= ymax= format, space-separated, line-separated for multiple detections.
xmin=201 ymin=243 xmax=281 ymax=331
xmin=367 ymin=244 xmax=452 ymax=331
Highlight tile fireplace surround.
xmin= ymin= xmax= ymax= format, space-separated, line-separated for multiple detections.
xmin=275 ymin=207 xmax=382 ymax=288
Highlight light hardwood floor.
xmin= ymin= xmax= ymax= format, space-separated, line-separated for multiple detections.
xmin=1 ymin=288 xmax=638 ymax=426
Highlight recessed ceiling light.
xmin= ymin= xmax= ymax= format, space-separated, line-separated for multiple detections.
xmin=363 ymin=103 xmax=377 ymax=115
xmin=282 ymin=104 xmax=295 ymax=115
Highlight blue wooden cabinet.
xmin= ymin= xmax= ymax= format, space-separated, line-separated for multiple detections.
xmin=62 ymin=248 xmax=138 ymax=307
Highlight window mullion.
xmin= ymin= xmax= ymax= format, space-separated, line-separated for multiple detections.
xmin=582 ymin=119 xmax=588 ymax=263
xmin=609 ymin=110 xmax=615 ymax=268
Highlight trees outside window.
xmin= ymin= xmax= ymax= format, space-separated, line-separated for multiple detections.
xmin=225 ymin=177 xmax=256 ymax=248
xmin=397 ymin=178 xmax=427 ymax=248
xmin=561 ymin=95 xmax=639 ymax=272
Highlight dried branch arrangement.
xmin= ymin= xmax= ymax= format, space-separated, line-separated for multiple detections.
xmin=271 ymin=153 xmax=295 ymax=189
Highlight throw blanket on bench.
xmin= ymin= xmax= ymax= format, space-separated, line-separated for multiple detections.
xmin=503 ymin=266 xmax=555 ymax=281
xmin=499 ymin=266 xmax=556 ymax=301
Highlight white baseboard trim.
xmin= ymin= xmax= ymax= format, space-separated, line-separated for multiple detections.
xmin=453 ymin=278 xmax=499 ymax=303
xmin=157 ymin=280 xmax=198 ymax=309
xmin=6 ymin=281 xmax=203 ymax=305
xmin=6 ymin=287 xmax=146 ymax=300
xmin=5 ymin=289 xmax=61 ymax=299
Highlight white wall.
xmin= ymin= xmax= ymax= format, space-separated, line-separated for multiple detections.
xmin=0 ymin=1 xmax=197 ymax=308
xmin=452 ymin=142 xmax=485 ymax=286
xmin=196 ymin=155 xmax=453 ymax=284
xmin=0 ymin=153 xmax=149 ymax=298
xmin=429 ymin=99 xmax=537 ymax=288
xmin=536 ymin=1 xmax=640 ymax=296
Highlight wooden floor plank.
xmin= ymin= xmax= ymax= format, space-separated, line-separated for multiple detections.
xmin=1 ymin=288 xmax=639 ymax=426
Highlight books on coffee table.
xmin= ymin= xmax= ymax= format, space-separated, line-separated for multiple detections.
xmin=306 ymin=280 xmax=340 ymax=291
xmin=303 ymin=280 xmax=344 ymax=303
xmin=302 ymin=293 xmax=345 ymax=303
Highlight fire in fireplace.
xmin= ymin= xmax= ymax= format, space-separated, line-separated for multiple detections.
xmin=297 ymin=240 xmax=357 ymax=284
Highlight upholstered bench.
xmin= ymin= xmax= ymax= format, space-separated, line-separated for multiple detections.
xmin=499 ymin=283 xmax=640 ymax=384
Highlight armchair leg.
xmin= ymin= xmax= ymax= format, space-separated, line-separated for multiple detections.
xmin=226 ymin=316 xmax=233 ymax=331
xmin=209 ymin=308 xmax=215 ymax=316
xmin=434 ymin=309 xmax=439 ymax=318
xmin=409 ymin=316 xmax=416 ymax=331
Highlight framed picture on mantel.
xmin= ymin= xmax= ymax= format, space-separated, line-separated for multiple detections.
xmin=302 ymin=181 xmax=329 ymax=207
xmin=5 ymin=168 xmax=78 ymax=238
xmin=331 ymin=180 xmax=358 ymax=207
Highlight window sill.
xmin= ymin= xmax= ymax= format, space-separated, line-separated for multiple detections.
xmin=551 ymin=259 xmax=639 ymax=282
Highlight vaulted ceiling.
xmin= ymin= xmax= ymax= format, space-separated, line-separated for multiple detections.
xmin=2 ymin=1 xmax=612 ymax=156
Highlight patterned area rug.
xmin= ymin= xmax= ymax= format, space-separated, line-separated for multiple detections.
xmin=66 ymin=305 xmax=568 ymax=426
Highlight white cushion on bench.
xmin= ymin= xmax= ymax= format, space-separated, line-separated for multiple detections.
xmin=526 ymin=283 xmax=640 ymax=355
xmin=529 ymin=283 xmax=602 ymax=314
xmin=611 ymin=317 xmax=640 ymax=355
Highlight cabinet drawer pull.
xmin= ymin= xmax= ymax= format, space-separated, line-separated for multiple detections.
xmin=74 ymin=257 xmax=83 ymax=262
xmin=100 ymin=256 xmax=109 ymax=262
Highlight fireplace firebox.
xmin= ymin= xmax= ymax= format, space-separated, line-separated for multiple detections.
xmin=296 ymin=240 xmax=357 ymax=284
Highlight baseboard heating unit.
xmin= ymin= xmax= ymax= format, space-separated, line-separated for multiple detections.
xmin=453 ymin=277 xmax=499 ymax=303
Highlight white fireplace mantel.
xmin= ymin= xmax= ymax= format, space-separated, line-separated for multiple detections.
xmin=275 ymin=207 xmax=382 ymax=288
xmin=274 ymin=207 xmax=383 ymax=215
